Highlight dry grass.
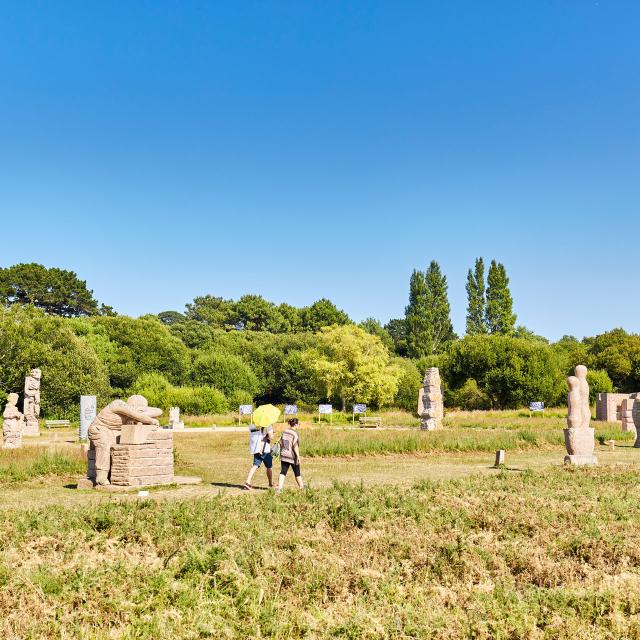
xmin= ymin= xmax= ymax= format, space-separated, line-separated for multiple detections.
xmin=3 ymin=467 xmax=640 ymax=638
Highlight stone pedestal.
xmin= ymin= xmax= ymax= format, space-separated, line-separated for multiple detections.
xmin=563 ymin=427 xmax=597 ymax=466
xmin=564 ymin=454 xmax=598 ymax=466
xmin=23 ymin=420 xmax=40 ymax=437
xmin=86 ymin=429 xmax=174 ymax=487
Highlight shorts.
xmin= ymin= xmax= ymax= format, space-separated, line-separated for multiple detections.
xmin=253 ymin=452 xmax=273 ymax=469
xmin=280 ymin=461 xmax=301 ymax=478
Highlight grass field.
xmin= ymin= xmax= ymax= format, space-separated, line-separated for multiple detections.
xmin=1 ymin=410 xmax=640 ymax=638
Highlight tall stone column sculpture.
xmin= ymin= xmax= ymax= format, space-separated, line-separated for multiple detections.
xmin=564 ymin=364 xmax=597 ymax=465
xmin=419 ymin=367 xmax=444 ymax=430
xmin=2 ymin=393 xmax=25 ymax=449
xmin=23 ymin=368 xmax=41 ymax=436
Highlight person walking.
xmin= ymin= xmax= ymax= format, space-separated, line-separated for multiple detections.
xmin=278 ymin=418 xmax=304 ymax=491
xmin=244 ymin=422 xmax=274 ymax=490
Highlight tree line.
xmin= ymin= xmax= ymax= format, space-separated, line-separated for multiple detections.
xmin=0 ymin=262 xmax=638 ymax=418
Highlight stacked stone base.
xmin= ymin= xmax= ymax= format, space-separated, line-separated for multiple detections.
xmin=2 ymin=430 xmax=22 ymax=449
xmin=86 ymin=430 xmax=174 ymax=487
xmin=23 ymin=420 xmax=40 ymax=437
xmin=112 ymin=431 xmax=173 ymax=486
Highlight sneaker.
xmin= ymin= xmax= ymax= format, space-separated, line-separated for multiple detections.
xmin=243 ymin=483 xmax=252 ymax=491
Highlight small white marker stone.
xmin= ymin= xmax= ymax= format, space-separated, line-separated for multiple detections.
xmin=138 ymin=490 xmax=150 ymax=497
xmin=494 ymin=450 xmax=505 ymax=466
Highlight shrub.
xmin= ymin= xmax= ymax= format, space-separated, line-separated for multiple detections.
xmin=191 ymin=351 xmax=259 ymax=398
xmin=586 ymin=368 xmax=614 ymax=404
xmin=131 ymin=373 xmax=227 ymax=415
xmin=447 ymin=378 xmax=492 ymax=410
xmin=393 ymin=358 xmax=422 ymax=412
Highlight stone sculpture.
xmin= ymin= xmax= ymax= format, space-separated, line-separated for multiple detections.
xmin=419 ymin=367 xmax=444 ymax=430
xmin=564 ymin=365 xmax=597 ymax=465
xmin=87 ymin=395 xmax=162 ymax=485
xmin=2 ymin=393 xmax=25 ymax=449
xmin=23 ymin=368 xmax=41 ymax=436
xmin=168 ymin=406 xmax=185 ymax=430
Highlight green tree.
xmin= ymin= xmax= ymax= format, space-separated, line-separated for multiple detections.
xmin=485 ymin=260 xmax=516 ymax=335
xmin=358 ymin=317 xmax=394 ymax=351
xmin=0 ymin=263 xmax=99 ymax=317
xmin=384 ymin=318 xmax=408 ymax=356
xmin=465 ymin=257 xmax=486 ymax=335
xmin=304 ymin=325 xmax=401 ymax=409
xmin=583 ymin=329 xmax=640 ymax=391
xmin=444 ymin=334 xmax=565 ymax=408
xmin=169 ymin=320 xmax=217 ymax=349
xmin=157 ymin=310 xmax=186 ymax=325
xmin=0 ymin=306 xmax=110 ymax=417
xmin=234 ymin=294 xmax=287 ymax=332
xmin=405 ymin=261 xmax=455 ymax=358
xmin=191 ymin=351 xmax=260 ymax=398
xmin=299 ymin=299 xmax=351 ymax=332
xmin=185 ymin=295 xmax=236 ymax=329
xmin=277 ymin=303 xmax=302 ymax=333
xmin=71 ymin=316 xmax=190 ymax=393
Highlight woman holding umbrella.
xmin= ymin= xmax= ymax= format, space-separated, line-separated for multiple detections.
xmin=243 ymin=404 xmax=280 ymax=491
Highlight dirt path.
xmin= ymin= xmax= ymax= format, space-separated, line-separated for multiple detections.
xmin=2 ymin=444 xmax=639 ymax=511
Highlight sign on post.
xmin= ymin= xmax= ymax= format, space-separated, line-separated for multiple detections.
xmin=284 ymin=404 xmax=298 ymax=416
xmin=79 ymin=395 xmax=97 ymax=441
xmin=529 ymin=401 xmax=545 ymax=416
xmin=352 ymin=403 xmax=366 ymax=424
xmin=318 ymin=404 xmax=333 ymax=425
xmin=238 ymin=404 xmax=253 ymax=425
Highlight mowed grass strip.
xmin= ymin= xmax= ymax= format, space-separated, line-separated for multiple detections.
xmin=2 ymin=467 xmax=640 ymax=638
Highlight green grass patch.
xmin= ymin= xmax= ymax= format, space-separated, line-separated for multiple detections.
xmin=0 ymin=447 xmax=86 ymax=484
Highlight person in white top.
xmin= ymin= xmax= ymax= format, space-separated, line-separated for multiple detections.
xmin=243 ymin=423 xmax=274 ymax=490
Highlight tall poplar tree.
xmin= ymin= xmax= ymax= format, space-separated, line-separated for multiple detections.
xmin=405 ymin=269 xmax=430 ymax=358
xmin=485 ymin=260 xmax=516 ymax=335
xmin=405 ymin=261 xmax=455 ymax=357
xmin=465 ymin=257 xmax=486 ymax=335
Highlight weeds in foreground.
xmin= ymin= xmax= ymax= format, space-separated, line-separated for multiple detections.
xmin=3 ymin=467 xmax=640 ymax=638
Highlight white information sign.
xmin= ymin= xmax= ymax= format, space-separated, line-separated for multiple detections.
xmin=79 ymin=395 xmax=97 ymax=441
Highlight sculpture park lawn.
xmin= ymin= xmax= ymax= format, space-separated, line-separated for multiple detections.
xmin=2 ymin=452 xmax=640 ymax=638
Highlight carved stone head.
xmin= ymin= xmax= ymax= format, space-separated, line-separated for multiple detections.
xmin=6 ymin=393 xmax=19 ymax=407
xmin=30 ymin=368 xmax=42 ymax=379
xmin=575 ymin=365 xmax=587 ymax=380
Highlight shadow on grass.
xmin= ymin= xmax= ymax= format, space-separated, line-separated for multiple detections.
xmin=210 ymin=481 xmax=272 ymax=491
xmin=489 ymin=466 xmax=523 ymax=472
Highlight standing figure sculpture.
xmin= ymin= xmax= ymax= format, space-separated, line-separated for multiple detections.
xmin=88 ymin=395 xmax=162 ymax=485
xmin=168 ymin=406 xmax=184 ymax=430
xmin=564 ymin=365 xmax=597 ymax=465
xmin=419 ymin=367 xmax=444 ymax=430
xmin=2 ymin=393 xmax=25 ymax=449
xmin=23 ymin=368 xmax=41 ymax=436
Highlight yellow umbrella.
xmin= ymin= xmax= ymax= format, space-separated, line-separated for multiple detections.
xmin=253 ymin=404 xmax=281 ymax=427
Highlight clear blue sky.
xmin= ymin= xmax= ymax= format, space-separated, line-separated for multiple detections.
xmin=1 ymin=1 xmax=638 ymax=341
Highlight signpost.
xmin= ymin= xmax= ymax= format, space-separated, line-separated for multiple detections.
xmin=352 ymin=403 xmax=366 ymax=425
xmin=529 ymin=401 xmax=545 ymax=417
xmin=79 ymin=395 xmax=97 ymax=441
xmin=238 ymin=404 xmax=253 ymax=425
xmin=284 ymin=404 xmax=298 ymax=418
xmin=318 ymin=404 xmax=333 ymax=425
